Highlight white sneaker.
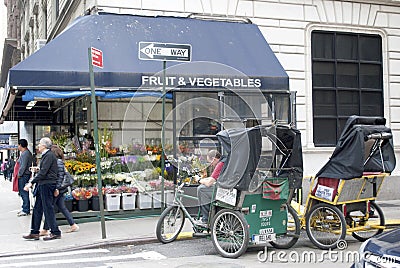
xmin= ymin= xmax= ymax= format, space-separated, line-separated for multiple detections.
xmin=66 ymin=224 xmax=79 ymax=233
xmin=194 ymin=219 xmax=208 ymax=228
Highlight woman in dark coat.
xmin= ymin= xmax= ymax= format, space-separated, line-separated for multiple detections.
xmin=40 ymin=145 xmax=79 ymax=235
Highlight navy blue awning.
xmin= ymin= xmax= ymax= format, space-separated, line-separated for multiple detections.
xmin=7 ymin=13 xmax=288 ymax=91
xmin=1 ymin=13 xmax=290 ymax=119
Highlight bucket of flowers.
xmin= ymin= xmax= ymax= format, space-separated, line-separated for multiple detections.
xmin=71 ymin=187 xmax=92 ymax=212
xmin=119 ymin=185 xmax=138 ymax=210
xmin=88 ymin=187 xmax=100 ymax=211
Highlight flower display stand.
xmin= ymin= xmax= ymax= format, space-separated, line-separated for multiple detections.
xmin=65 ymin=200 xmax=73 ymax=212
xmin=105 ymin=193 xmax=121 ymax=211
xmin=137 ymin=192 xmax=152 ymax=209
xmin=153 ymin=191 xmax=162 ymax=208
xmin=164 ymin=190 xmax=175 ymax=206
xmin=121 ymin=193 xmax=136 ymax=210
xmin=77 ymin=199 xmax=89 ymax=212
xmin=90 ymin=196 xmax=100 ymax=211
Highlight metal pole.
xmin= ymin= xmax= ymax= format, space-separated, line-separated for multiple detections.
xmin=161 ymin=60 xmax=166 ymax=210
xmin=88 ymin=47 xmax=106 ymax=239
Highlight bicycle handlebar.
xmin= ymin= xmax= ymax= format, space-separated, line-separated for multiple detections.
xmin=365 ymin=132 xmax=392 ymax=141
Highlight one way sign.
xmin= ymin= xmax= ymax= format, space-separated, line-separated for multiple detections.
xmin=139 ymin=42 xmax=191 ymax=62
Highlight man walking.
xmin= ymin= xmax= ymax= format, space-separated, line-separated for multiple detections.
xmin=7 ymin=156 xmax=15 ymax=181
xmin=17 ymin=139 xmax=32 ymax=216
xmin=23 ymin=137 xmax=62 ymax=240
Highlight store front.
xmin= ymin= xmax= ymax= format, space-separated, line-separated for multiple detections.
xmin=0 ymin=13 xmax=294 ymax=217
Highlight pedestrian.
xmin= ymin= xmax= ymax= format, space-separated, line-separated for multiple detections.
xmin=40 ymin=145 xmax=79 ymax=236
xmin=3 ymin=159 xmax=8 ymax=181
xmin=7 ymin=156 xmax=15 ymax=181
xmin=16 ymin=139 xmax=33 ymax=216
xmin=194 ymin=150 xmax=225 ymax=227
xmin=23 ymin=137 xmax=62 ymax=241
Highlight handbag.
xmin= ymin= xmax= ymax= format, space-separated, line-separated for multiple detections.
xmin=262 ymin=178 xmax=289 ymax=200
xmin=60 ymin=169 xmax=75 ymax=189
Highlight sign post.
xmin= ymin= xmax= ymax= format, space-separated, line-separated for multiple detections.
xmin=88 ymin=47 xmax=106 ymax=239
xmin=139 ymin=42 xmax=191 ymax=210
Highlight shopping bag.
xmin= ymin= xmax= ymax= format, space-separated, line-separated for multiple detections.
xmin=262 ymin=178 xmax=289 ymax=200
xmin=60 ymin=170 xmax=75 ymax=189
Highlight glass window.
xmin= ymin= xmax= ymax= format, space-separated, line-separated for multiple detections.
xmin=338 ymin=90 xmax=359 ymax=116
xmin=336 ymin=34 xmax=358 ymax=60
xmin=311 ymin=31 xmax=383 ymax=147
xmin=312 ymin=62 xmax=335 ymax=87
xmin=360 ymin=64 xmax=381 ymax=89
xmin=313 ymin=90 xmax=336 ymax=116
xmin=312 ymin=32 xmax=334 ymax=59
xmin=360 ymin=35 xmax=382 ymax=61
xmin=336 ymin=63 xmax=358 ymax=88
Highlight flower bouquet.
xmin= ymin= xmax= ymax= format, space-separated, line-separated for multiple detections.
xmin=148 ymin=179 xmax=175 ymax=191
xmin=71 ymin=187 xmax=92 ymax=200
xmin=71 ymin=187 xmax=92 ymax=212
xmin=118 ymin=185 xmax=138 ymax=193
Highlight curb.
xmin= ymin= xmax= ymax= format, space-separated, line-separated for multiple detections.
xmin=0 ymin=233 xmax=196 ymax=258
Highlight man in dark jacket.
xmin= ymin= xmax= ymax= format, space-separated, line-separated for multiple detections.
xmin=23 ymin=137 xmax=62 ymax=241
xmin=7 ymin=156 xmax=15 ymax=181
xmin=17 ymin=139 xmax=32 ymax=216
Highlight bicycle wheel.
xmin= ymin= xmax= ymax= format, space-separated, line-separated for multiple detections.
xmin=211 ymin=209 xmax=249 ymax=258
xmin=270 ymin=205 xmax=301 ymax=249
xmin=156 ymin=206 xmax=185 ymax=243
xmin=351 ymin=201 xmax=385 ymax=242
xmin=306 ymin=203 xmax=346 ymax=250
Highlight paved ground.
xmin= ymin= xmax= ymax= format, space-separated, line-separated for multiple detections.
xmin=0 ymin=175 xmax=399 ymax=257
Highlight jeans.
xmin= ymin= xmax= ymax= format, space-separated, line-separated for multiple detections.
xmin=197 ymin=184 xmax=215 ymax=222
xmin=44 ymin=193 xmax=75 ymax=229
xmin=31 ymin=184 xmax=61 ymax=235
xmin=18 ymin=175 xmax=31 ymax=214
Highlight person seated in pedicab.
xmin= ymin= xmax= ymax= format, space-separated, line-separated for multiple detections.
xmin=194 ymin=150 xmax=224 ymax=227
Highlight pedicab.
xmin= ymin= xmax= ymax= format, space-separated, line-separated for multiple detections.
xmin=156 ymin=123 xmax=304 ymax=258
xmin=287 ymin=116 xmax=397 ymax=250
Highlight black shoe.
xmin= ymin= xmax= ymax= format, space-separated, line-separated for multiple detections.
xmin=43 ymin=234 xmax=61 ymax=241
xmin=23 ymin=233 xmax=39 ymax=240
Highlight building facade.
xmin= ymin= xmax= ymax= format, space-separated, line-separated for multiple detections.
xmin=1 ymin=0 xmax=400 ymax=178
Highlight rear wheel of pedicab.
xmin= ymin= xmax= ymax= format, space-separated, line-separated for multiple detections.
xmin=351 ymin=201 xmax=385 ymax=242
xmin=306 ymin=203 xmax=346 ymax=250
xmin=211 ymin=209 xmax=249 ymax=258
xmin=270 ymin=205 xmax=301 ymax=249
xmin=156 ymin=206 xmax=186 ymax=243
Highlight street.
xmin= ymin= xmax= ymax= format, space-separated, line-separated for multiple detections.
xmin=0 ymin=234 xmax=363 ymax=267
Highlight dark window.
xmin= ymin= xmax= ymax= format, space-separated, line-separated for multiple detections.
xmin=312 ymin=31 xmax=383 ymax=146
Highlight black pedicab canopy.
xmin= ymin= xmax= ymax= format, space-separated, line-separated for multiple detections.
xmin=316 ymin=116 xmax=396 ymax=180
xmin=216 ymin=124 xmax=303 ymax=191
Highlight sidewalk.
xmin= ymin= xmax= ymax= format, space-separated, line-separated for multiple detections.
xmin=0 ymin=177 xmax=189 ymax=257
xmin=0 ymin=177 xmax=399 ymax=257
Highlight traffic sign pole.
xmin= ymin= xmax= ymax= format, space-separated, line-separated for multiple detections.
xmin=161 ymin=60 xmax=166 ymax=209
xmin=88 ymin=47 xmax=106 ymax=239
xmin=138 ymin=41 xmax=192 ymax=211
